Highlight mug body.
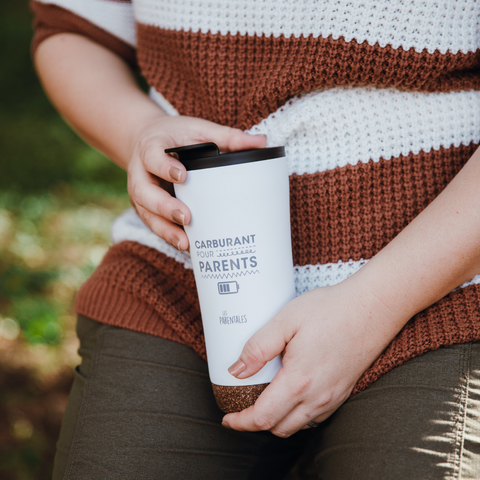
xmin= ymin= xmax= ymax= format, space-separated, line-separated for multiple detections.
xmin=175 ymin=157 xmax=295 ymax=387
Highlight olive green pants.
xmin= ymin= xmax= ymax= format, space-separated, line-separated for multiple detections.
xmin=53 ymin=316 xmax=480 ymax=479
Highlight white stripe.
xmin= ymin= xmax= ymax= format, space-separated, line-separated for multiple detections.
xmin=461 ymin=274 xmax=480 ymax=289
xmin=111 ymin=208 xmax=193 ymax=269
xmin=109 ymin=213 xmax=480 ymax=297
xmin=247 ymin=87 xmax=480 ymax=176
xmin=295 ymin=261 xmax=480 ymax=295
xmin=294 ymin=260 xmax=368 ymax=294
xmin=37 ymin=0 xmax=136 ymax=47
xmin=149 ymin=88 xmax=179 ymax=116
xmin=134 ymin=0 xmax=480 ymax=54
xmin=294 ymin=262 xmax=480 ymax=295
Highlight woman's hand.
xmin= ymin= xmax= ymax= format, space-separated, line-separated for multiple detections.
xmin=34 ymin=33 xmax=266 ymax=252
xmin=127 ymin=115 xmax=266 ymax=251
xmin=222 ymin=275 xmax=401 ymax=437
xmin=222 ymin=147 xmax=480 ymax=438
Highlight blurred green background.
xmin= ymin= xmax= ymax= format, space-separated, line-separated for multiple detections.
xmin=0 ymin=1 xmax=130 ymax=478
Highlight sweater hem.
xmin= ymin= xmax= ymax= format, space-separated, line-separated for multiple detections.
xmin=75 ymin=241 xmax=480 ymax=396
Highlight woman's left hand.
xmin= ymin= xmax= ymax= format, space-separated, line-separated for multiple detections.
xmin=222 ymin=147 xmax=480 ymax=438
xmin=222 ymin=276 xmax=400 ymax=437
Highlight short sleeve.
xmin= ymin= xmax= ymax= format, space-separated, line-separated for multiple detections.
xmin=30 ymin=0 xmax=137 ymax=68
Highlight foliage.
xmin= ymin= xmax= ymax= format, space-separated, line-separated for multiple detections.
xmin=0 ymin=189 xmax=129 ymax=345
xmin=0 ymin=0 xmax=127 ymax=194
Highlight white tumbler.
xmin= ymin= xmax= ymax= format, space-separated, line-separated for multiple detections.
xmin=167 ymin=142 xmax=295 ymax=413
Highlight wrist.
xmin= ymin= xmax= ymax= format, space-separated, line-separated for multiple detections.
xmin=340 ymin=268 xmax=411 ymax=351
xmin=125 ymin=107 xmax=169 ymax=167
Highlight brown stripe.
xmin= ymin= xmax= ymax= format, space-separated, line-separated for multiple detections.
xmin=353 ymin=283 xmax=480 ymax=395
xmin=75 ymin=240 xmax=206 ymax=358
xmin=30 ymin=1 xmax=136 ymax=68
xmin=136 ymin=24 xmax=480 ymax=129
xmin=290 ymin=142 xmax=479 ymax=266
xmin=76 ymin=241 xmax=480 ymax=403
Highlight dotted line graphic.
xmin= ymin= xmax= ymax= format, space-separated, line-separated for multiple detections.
xmin=215 ymin=244 xmax=256 ymax=252
xmin=201 ymin=270 xmax=260 ymax=280
xmin=216 ymin=249 xmax=256 ymax=258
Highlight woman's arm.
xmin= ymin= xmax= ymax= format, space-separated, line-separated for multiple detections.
xmin=222 ymin=145 xmax=480 ymax=437
xmin=34 ymin=33 xmax=266 ymax=250
xmin=35 ymin=33 xmax=480 ymax=437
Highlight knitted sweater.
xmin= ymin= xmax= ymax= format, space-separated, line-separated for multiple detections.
xmin=31 ymin=0 xmax=480 ymax=395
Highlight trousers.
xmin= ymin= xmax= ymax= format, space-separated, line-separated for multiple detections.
xmin=53 ymin=315 xmax=480 ymax=479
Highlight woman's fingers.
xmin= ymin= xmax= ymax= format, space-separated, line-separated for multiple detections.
xmin=129 ymin=160 xmax=191 ymax=226
xmin=137 ymin=121 xmax=266 ymax=183
xmin=128 ymin=157 xmax=189 ymax=249
xmin=222 ymin=369 xmax=302 ymax=434
xmin=224 ymin=355 xmax=346 ymax=437
xmin=137 ymin=136 xmax=187 ymax=183
xmin=135 ymin=204 xmax=189 ymax=250
xmin=272 ymin=400 xmax=339 ymax=437
xmin=128 ymin=146 xmax=191 ymax=249
xmin=227 ymin=312 xmax=295 ymax=380
xmin=223 ymin=289 xmax=360 ymax=437
xmin=128 ymin=115 xmax=268 ymax=251
xmin=222 ymin=359 xmax=338 ymax=437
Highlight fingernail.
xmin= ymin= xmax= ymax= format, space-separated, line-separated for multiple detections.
xmin=221 ymin=420 xmax=231 ymax=429
xmin=168 ymin=166 xmax=182 ymax=182
xmin=171 ymin=209 xmax=185 ymax=226
xmin=228 ymin=360 xmax=246 ymax=377
xmin=170 ymin=236 xmax=180 ymax=250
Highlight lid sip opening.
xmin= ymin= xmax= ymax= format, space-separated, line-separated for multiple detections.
xmin=165 ymin=142 xmax=285 ymax=171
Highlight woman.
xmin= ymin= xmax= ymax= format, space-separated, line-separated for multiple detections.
xmin=31 ymin=1 xmax=480 ymax=478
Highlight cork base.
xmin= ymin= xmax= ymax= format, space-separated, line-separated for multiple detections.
xmin=212 ymin=383 xmax=269 ymax=413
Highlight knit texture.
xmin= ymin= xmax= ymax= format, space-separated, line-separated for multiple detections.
xmin=250 ymin=88 xmax=480 ymax=176
xmin=31 ymin=0 xmax=480 ymax=394
xmin=75 ymin=241 xmax=204 ymax=355
xmin=75 ymin=240 xmax=480 ymax=396
xmin=136 ymin=26 xmax=480 ymax=130
xmin=134 ymin=0 xmax=479 ymax=54
xmin=31 ymin=1 xmax=480 ymax=129
xmin=289 ymin=142 xmax=478 ymax=266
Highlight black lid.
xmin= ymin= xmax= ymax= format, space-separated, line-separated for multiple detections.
xmin=165 ymin=142 xmax=285 ymax=171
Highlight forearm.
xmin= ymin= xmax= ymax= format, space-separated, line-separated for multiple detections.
xmin=34 ymin=33 xmax=166 ymax=170
xmin=352 ymin=146 xmax=480 ymax=337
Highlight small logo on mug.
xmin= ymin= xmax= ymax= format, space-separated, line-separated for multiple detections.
xmin=218 ymin=281 xmax=240 ymax=294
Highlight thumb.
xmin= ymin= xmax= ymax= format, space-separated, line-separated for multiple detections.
xmin=228 ymin=317 xmax=293 ymax=380
xmin=203 ymin=122 xmax=267 ymax=152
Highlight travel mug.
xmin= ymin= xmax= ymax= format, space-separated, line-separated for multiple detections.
xmin=166 ymin=142 xmax=296 ymax=413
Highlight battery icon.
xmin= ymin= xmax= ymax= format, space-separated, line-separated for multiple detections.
xmin=218 ymin=281 xmax=240 ymax=294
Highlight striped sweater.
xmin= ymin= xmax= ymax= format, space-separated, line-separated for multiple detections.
xmin=31 ymin=0 xmax=480 ymax=395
